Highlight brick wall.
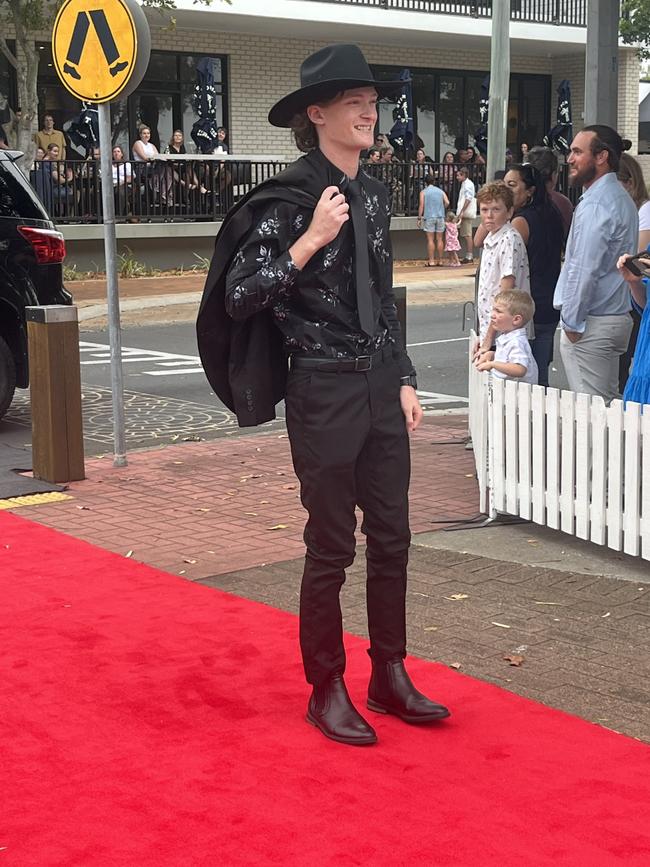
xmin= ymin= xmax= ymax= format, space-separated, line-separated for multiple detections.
xmin=618 ymin=48 xmax=641 ymax=153
xmin=552 ymin=48 xmax=640 ymax=153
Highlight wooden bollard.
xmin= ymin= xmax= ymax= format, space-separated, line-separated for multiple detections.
xmin=26 ymin=305 xmax=85 ymax=483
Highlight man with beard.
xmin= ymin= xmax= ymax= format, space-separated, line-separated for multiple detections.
xmin=197 ymin=44 xmax=450 ymax=746
xmin=554 ymin=125 xmax=638 ymax=402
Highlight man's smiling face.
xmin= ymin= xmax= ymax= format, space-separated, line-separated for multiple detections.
xmin=308 ymin=87 xmax=378 ymax=155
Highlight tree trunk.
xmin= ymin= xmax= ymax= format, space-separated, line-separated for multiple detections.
xmin=0 ymin=0 xmax=42 ymax=170
xmin=13 ymin=9 xmax=40 ymax=168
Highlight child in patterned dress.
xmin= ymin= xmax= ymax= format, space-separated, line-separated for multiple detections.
xmin=444 ymin=209 xmax=461 ymax=266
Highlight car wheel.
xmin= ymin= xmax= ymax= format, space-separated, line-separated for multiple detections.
xmin=0 ymin=334 xmax=17 ymax=421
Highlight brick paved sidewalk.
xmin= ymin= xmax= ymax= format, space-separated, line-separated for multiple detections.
xmin=10 ymin=415 xmax=649 ymax=743
xmin=16 ymin=415 xmax=475 ymax=575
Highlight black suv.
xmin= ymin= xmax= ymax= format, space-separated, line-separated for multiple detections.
xmin=0 ymin=150 xmax=71 ymax=420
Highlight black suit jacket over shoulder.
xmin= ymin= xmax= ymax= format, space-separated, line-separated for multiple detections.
xmin=196 ymin=154 xmax=400 ymax=428
xmin=196 ymin=156 xmax=320 ymax=427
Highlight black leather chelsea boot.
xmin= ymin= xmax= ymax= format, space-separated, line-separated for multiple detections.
xmin=367 ymin=659 xmax=450 ymax=723
xmin=307 ymin=674 xmax=377 ymax=745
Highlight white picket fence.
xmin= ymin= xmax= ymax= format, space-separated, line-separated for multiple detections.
xmin=467 ymin=332 xmax=650 ymax=561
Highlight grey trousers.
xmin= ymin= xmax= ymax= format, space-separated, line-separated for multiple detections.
xmin=560 ymin=313 xmax=634 ymax=404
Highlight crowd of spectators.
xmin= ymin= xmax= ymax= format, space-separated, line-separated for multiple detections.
xmin=471 ymin=124 xmax=649 ymax=408
xmin=26 ymin=114 xmax=234 ymax=221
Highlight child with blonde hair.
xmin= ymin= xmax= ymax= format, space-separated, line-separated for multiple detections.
xmin=444 ymin=209 xmax=461 ymax=266
xmin=474 ymin=182 xmax=530 ymax=353
xmin=476 ymin=290 xmax=538 ymax=385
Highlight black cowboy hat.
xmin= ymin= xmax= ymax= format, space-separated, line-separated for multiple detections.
xmin=268 ymin=44 xmax=407 ymax=128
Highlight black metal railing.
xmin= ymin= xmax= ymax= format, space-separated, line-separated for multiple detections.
xmin=28 ymin=158 xmax=292 ymax=225
xmin=302 ymin=0 xmax=585 ymax=26
xmin=28 ymin=157 xmax=575 ymax=224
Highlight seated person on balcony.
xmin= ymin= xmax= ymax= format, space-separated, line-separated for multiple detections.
xmin=213 ymin=126 xmax=229 ymax=154
xmin=78 ymin=145 xmax=102 ymax=218
xmin=410 ymin=147 xmax=434 ymax=210
xmin=474 ymin=181 xmax=531 ymax=356
xmin=111 ymin=145 xmax=133 ymax=214
xmin=132 ymin=124 xmax=158 ymax=163
xmin=34 ymin=113 xmax=66 ymax=160
xmin=166 ymin=129 xmax=204 ymax=194
xmin=44 ymin=143 xmax=73 ymax=216
xmin=132 ymin=124 xmax=171 ymax=205
xmin=476 ymin=290 xmax=538 ymax=385
xmin=379 ymin=145 xmax=403 ymax=214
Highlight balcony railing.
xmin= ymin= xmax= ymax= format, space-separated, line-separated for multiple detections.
xmin=303 ymin=0 xmax=586 ymax=26
xmin=28 ymin=157 xmax=577 ymax=225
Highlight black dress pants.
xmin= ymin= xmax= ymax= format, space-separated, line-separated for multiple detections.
xmin=285 ymin=351 xmax=411 ymax=686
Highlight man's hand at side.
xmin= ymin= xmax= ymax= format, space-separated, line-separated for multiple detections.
xmin=289 ymin=186 xmax=349 ymax=270
xmin=564 ymin=330 xmax=582 ymax=344
xmin=400 ymin=385 xmax=423 ymax=432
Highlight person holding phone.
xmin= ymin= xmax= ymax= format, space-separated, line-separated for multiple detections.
xmin=617 ymin=253 xmax=650 ymax=406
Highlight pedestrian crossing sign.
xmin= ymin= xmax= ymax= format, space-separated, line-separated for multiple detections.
xmin=52 ymin=0 xmax=150 ymax=103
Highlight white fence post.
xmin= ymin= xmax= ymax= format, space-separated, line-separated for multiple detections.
xmin=465 ymin=351 xmax=649 ymax=562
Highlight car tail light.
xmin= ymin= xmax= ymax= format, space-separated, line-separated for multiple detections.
xmin=17 ymin=225 xmax=66 ymax=264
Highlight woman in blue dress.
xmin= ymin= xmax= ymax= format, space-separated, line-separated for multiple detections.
xmin=618 ymin=254 xmax=650 ymax=405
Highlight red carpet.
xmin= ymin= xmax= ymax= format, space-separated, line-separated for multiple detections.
xmin=1 ymin=511 xmax=649 ymax=867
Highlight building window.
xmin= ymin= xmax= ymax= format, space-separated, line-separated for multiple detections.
xmin=36 ymin=45 xmax=228 ymax=159
xmin=372 ymin=64 xmax=550 ymax=162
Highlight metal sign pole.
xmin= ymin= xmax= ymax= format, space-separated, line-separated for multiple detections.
xmin=98 ymin=102 xmax=127 ymax=467
xmin=486 ymin=0 xmax=510 ymax=183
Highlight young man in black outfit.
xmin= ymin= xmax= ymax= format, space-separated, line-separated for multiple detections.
xmin=197 ymin=44 xmax=450 ymax=745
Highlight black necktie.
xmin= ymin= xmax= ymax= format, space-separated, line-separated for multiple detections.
xmin=347 ymin=179 xmax=374 ymax=337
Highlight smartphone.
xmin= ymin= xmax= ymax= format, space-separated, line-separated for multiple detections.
xmin=623 ymin=252 xmax=650 ymax=277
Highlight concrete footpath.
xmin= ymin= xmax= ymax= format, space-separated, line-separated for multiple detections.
xmin=9 ymin=263 xmax=648 ymax=744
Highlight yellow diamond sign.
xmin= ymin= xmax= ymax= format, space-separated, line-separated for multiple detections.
xmin=52 ymin=0 xmax=150 ymax=103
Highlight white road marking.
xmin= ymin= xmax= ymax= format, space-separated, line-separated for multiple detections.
xmin=144 ymin=368 xmax=206 ymax=376
xmin=77 ymin=340 xmax=469 ymax=403
xmin=417 ymin=389 xmax=468 ymax=405
xmin=79 ymin=341 xmax=201 ymax=375
xmin=407 ymin=337 xmax=469 ymax=348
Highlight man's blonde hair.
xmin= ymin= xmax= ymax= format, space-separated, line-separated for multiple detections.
xmin=494 ymin=290 xmax=535 ymax=324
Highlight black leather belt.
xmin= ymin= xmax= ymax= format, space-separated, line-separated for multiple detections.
xmin=290 ymin=345 xmax=392 ymax=373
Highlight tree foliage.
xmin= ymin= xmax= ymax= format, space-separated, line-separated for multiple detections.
xmin=621 ymin=0 xmax=650 ymax=60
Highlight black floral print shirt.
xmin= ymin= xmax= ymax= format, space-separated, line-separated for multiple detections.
xmin=224 ymin=149 xmax=415 ymax=377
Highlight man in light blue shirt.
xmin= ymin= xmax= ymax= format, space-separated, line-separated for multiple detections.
xmin=554 ymin=125 xmax=638 ymax=402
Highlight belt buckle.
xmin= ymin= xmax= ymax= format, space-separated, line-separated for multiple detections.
xmin=354 ymin=356 xmax=371 ymax=372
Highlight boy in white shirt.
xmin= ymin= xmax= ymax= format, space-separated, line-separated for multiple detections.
xmin=474 ymin=182 xmax=530 ymax=355
xmin=476 ymin=290 xmax=538 ymax=385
